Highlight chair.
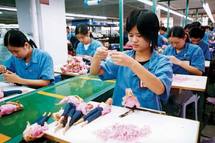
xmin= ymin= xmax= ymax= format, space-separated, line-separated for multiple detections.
xmin=182 ymin=93 xmax=200 ymax=120
xmin=207 ymin=97 xmax=215 ymax=105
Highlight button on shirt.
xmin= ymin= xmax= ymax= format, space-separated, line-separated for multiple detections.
xmin=4 ymin=48 xmax=54 ymax=83
xmin=163 ymin=43 xmax=205 ymax=75
xmin=99 ymin=50 xmax=173 ymax=110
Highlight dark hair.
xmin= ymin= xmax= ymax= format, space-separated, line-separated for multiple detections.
xmin=126 ymin=9 xmax=159 ymax=51
xmin=168 ymin=26 xmax=185 ymax=39
xmin=75 ymin=24 xmax=89 ymax=36
xmin=4 ymin=29 xmax=37 ymax=48
xmin=191 ymin=21 xmax=201 ymax=28
xmin=189 ymin=27 xmax=204 ymax=39
xmin=160 ymin=26 xmax=167 ymax=32
xmin=184 ymin=24 xmax=191 ymax=30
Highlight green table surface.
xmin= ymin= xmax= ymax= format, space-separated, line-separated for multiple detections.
xmin=0 ymin=75 xmax=115 ymax=142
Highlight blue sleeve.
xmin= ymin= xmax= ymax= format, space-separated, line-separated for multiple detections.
xmin=162 ymin=45 xmax=171 ymax=55
xmin=99 ymin=59 xmax=119 ymax=80
xmin=204 ymin=47 xmax=211 ymax=60
xmin=39 ymin=53 xmax=54 ymax=81
xmin=91 ymin=40 xmax=102 ymax=55
xmin=76 ymin=43 xmax=83 ymax=55
xmin=155 ymin=57 xmax=173 ymax=103
xmin=4 ymin=56 xmax=16 ymax=72
xmin=202 ymin=43 xmax=211 ymax=60
xmin=190 ymin=46 xmax=205 ymax=73
xmin=157 ymin=35 xmax=163 ymax=47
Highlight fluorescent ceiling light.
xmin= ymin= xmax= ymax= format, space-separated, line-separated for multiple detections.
xmin=203 ymin=3 xmax=215 ymax=23
xmin=66 ymin=13 xmax=107 ymax=20
xmin=85 ymin=0 xmax=101 ymax=6
xmin=137 ymin=0 xmax=153 ymax=6
xmin=0 ymin=24 xmax=19 ymax=28
xmin=66 ymin=16 xmax=75 ymax=20
xmin=0 ymin=6 xmax=109 ymax=20
xmin=137 ymin=0 xmax=193 ymax=21
xmin=0 ymin=7 xmax=17 ymax=11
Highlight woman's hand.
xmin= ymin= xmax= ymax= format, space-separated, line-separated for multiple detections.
xmin=94 ymin=47 xmax=108 ymax=61
xmin=110 ymin=51 xmax=133 ymax=67
xmin=0 ymin=65 xmax=6 ymax=74
xmin=168 ymin=56 xmax=181 ymax=65
xmin=3 ymin=71 xmax=23 ymax=84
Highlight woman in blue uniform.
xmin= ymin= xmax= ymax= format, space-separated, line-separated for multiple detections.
xmin=75 ymin=24 xmax=102 ymax=59
xmin=163 ymin=26 xmax=205 ymax=114
xmin=163 ymin=26 xmax=205 ymax=75
xmin=90 ymin=10 xmax=173 ymax=111
xmin=0 ymin=30 xmax=54 ymax=87
xmin=189 ymin=27 xmax=211 ymax=60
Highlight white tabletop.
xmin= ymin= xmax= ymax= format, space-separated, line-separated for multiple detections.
xmin=45 ymin=102 xmax=199 ymax=143
xmin=0 ymin=82 xmax=34 ymax=102
xmin=172 ymin=74 xmax=207 ymax=92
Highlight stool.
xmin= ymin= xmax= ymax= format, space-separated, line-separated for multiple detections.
xmin=207 ymin=97 xmax=215 ymax=105
xmin=182 ymin=94 xmax=200 ymax=120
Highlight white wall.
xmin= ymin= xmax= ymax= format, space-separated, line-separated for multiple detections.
xmin=37 ymin=0 xmax=67 ymax=66
xmin=16 ymin=0 xmax=40 ymax=45
xmin=16 ymin=0 xmax=68 ymax=66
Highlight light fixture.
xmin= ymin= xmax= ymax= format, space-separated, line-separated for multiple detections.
xmin=0 ymin=6 xmax=110 ymax=20
xmin=84 ymin=0 xmax=101 ymax=6
xmin=0 ymin=6 xmax=17 ymax=11
xmin=0 ymin=11 xmax=2 ymax=14
xmin=203 ymin=2 xmax=215 ymax=23
xmin=137 ymin=0 xmax=153 ymax=6
xmin=66 ymin=13 xmax=107 ymax=20
xmin=66 ymin=16 xmax=75 ymax=20
xmin=137 ymin=0 xmax=193 ymax=21
xmin=0 ymin=24 xmax=19 ymax=28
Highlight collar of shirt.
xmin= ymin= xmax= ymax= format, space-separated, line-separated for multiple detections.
xmin=127 ymin=50 xmax=160 ymax=71
xmin=173 ymin=43 xmax=189 ymax=59
xmin=30 ymin=48 xmax=39 ymax=64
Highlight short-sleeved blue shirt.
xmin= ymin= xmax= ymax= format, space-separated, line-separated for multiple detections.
xmin=198 ymin=40 xmax=211 ymax=60
xmin=99 ymin=50 xmax=173 ymax=110
xmin=202 ymin=32 xmax=209 ymax=44
xmin=4 ymin=48 xmax=54 ymax=83
xmin=158 ymin=34 xmax=168 ymax=47
xmin=76 ymin=39 xmax=102 ymax=56
xmin=163 ymin=43 xmax=205 ymax=75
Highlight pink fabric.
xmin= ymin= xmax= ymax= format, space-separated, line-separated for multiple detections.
xmin=98 ymin=102 xmax=112 ymax=115
xmin=173 ymin=76 xmax=190 ymax=82
xmin=0 ymin=104 xmax=17 ymax=116
xmin=60 ymin=56 xmax=89 ymax=74
xmin=122 ymin=89 xmax=140 ymax=108
xmin=58 ymin=96 xmax=83 ymax=106
xmin=96 ymin=123 xmax=151 ymax=142
xmin=77 ymin=102 xmax=94 ymax=115
xmin=207 ymin=97 xmax=215 ymax=105
xmin=23 ymin=123 xmax=48 ymax=141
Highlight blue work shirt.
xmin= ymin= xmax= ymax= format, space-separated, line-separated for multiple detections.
xmin=4 ymin=48 xmax=54 ymax=83
xmin=202 ymin=32 xmax=209 ymax=44
xmin=157 ymin=34 xmax=168 ymax=47
xmin=67 ymin=32 xmax=72 ymax=41
xmin=198 ymin=40 xmax=211 ymax=60
xmin=99 ymin=50 xmax=173 ymax=110
xmin=76 ymin=39 xmax=102 ymax=56
xmin=163 ymin=43 xmax=205 ymax=75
